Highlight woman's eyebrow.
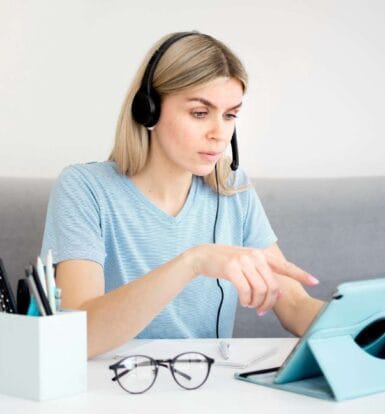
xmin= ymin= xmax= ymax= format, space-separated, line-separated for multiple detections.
xmin=186 ymin=97 xmax=242 ymax=111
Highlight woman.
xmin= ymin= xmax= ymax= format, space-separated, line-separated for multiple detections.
xmin=41 ymin=31 xmax=324 ymax=359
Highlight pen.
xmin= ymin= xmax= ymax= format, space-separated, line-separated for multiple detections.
xmin=238 ymin=366 xmax=280 ymax=378
xmin=36 ymin=256 xmax=48 ymax=295
xmin=219 ymin=341 xmax=231 ymax=360
xmin=45 ymin=249 xmax=56 ymax=313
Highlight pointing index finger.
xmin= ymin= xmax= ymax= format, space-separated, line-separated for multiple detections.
xmin=267 ymin=255 xmax=319 ymax=286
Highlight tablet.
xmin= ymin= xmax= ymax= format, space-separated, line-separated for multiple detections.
xmin=275 ymin=277 xmax=385 ymax=383
xmin=236 ymin=278 xmax=385 ymax=400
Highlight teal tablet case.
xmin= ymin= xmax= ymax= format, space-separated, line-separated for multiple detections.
xmin=235 ymin=278 xmax=385 ymax=401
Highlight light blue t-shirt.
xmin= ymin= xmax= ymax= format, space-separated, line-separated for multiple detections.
xmin=40 ymin=161 xmax=277 ymax=338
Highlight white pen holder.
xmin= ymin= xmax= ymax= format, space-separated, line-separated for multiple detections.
xmin=0 ymin=310 xmax=87 ymax=400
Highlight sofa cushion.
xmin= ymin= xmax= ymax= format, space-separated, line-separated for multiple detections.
xmin=1 ymin=176 xmax=384 ymax=338
xmin=233 ymin=177 xmax=385 ymax=337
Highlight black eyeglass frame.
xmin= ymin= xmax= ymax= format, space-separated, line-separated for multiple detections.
xmin=109 ymin=351 xmax=215 ymax=394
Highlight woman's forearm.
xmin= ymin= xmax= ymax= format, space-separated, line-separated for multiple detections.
xmin=80 ymin=250 xmax=196 ymax=359
xmin=283 ymin=296 xmax=325 ymax=337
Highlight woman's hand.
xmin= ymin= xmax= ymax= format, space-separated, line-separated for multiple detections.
xmin=188 ymin=244 xmax=319 ymax=315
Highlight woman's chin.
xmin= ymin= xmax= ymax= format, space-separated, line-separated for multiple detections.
xmin=191 ymin=164 xmax=216 ymax=177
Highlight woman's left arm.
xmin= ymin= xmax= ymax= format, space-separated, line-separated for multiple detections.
xmin=263 ymin=243 xmax=325 ymax=337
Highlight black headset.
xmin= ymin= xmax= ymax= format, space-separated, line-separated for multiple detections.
xmin=131 ymin=31 xmax=239 ymax=172
xmin=131 ymin=31 xmax=240 ymax=338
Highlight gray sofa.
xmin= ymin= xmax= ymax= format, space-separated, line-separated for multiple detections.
xmin=1 ymin=176 xmax=384 ymax=337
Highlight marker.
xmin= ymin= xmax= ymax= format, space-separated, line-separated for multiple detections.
xmin=219 ymin=341 xmax=231 ymax=360
xmin=26 ymin=271 xmax=46 ymax=316
xmin=45 ymin=249 xmax=56 ymax=313
xmin=55 ymin=287 xmax=62 ymax=312
xmin=24 ymin=267 xmax=40 ymax=316
xmin=26 ymin=296 xmax=41 ymax=316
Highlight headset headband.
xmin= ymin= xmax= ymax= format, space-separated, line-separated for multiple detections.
xmin=141 ymin=31 xmax=199 ymax=96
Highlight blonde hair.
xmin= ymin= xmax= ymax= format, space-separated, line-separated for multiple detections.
xmin=108 ymin=31 xmax=249 ymax=195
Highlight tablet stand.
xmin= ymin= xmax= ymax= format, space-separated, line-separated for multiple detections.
xmin=307 ymin=326 xmax=385 ymax=401
xmin=236 ymin=315 xmax=385 ymax=401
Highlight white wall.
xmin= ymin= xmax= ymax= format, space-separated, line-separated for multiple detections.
xmin=1 ymin=0 xmax=385 ymax=178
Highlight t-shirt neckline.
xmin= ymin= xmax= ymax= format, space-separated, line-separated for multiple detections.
xmin=121 ymin=173 xmax=198 ymax=225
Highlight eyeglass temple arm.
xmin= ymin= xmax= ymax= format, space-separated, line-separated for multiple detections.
xmin=157 ymin=358 xmax=212 ymax=381
xmin=157 ymin=362 xmax=191 ymax=380
xmin=110 ymin=360 xmax=192 ymax=381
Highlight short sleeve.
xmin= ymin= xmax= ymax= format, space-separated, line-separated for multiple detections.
xmin=243 ymin=185 xmax=278 ymax=249
xmin=40 ymin=165 xmax=106 ymax=267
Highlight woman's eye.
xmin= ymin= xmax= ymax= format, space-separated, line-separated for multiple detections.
xmin=192 ymin=112 xmax=238 ymax=120
xmin=192 ymin=111 xmax=207 ymax=118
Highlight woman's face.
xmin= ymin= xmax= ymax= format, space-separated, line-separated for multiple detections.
xmin=150 ymin=76 xmax=244 ymax=177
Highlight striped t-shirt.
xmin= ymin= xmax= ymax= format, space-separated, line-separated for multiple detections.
xmin=40 ymin=161 xmax=277 ymax=338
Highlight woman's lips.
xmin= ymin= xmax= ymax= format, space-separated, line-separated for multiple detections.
xmin=198 ymin=152 xmax=222 ymax=162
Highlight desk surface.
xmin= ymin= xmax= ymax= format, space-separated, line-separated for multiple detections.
xmin=1 ymin=338 xmax=384 ymax=413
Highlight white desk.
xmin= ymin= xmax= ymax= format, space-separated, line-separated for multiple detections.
xmin=1 ymin=338 xmax=384 ymax=413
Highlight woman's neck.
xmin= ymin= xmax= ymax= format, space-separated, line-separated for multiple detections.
xmin=130 ymin=148 xmax=193 ymax=215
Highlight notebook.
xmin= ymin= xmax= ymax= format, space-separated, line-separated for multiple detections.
xmin=0 ymin=258 xmax=17 ymax=313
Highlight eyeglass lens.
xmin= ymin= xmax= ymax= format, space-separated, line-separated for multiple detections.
xmin=116 ymin=355 xmax=157 ymax=394
xmin=171 ymin=352 xmax=210 ymax=390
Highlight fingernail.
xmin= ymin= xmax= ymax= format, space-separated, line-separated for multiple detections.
xmin=308 ymin=275 xmax=320 ymax=285
xmin=257 ymin=310 xmax=267 ymax=316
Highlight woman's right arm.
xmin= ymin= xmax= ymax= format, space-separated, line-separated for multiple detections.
xmin=56 ymin=249 xmax=196 ymax=360
xmin=57 ymin=243 xmax=318 ymax=360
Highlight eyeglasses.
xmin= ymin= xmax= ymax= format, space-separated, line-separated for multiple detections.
xmin=109 ymin=352 xmax=215 ymax=394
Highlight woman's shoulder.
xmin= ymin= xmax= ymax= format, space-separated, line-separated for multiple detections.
xmin=52 ymin=161 xmax=122 ymax=199
xmin=58 ymin=160 xmax=119 ymax=184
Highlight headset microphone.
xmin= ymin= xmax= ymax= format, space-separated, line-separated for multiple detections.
xmin=230 ymin=129 xmax=239 ymax=171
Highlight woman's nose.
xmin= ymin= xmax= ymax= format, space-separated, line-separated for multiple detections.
xmin=207 ymin=117 xmax=229 ymax=142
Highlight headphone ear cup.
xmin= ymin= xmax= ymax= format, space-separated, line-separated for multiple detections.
xmin=131 ymin=89 xmax=161 ymax=128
